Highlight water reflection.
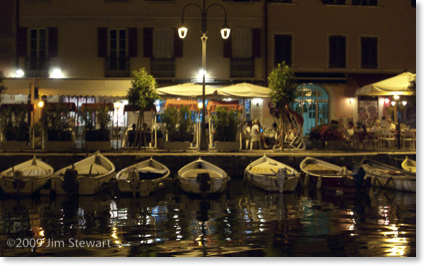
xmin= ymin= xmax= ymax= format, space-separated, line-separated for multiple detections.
xmin=0 ymin=180 xmax=416 ymax=257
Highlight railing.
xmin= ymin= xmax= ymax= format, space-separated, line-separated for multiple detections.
xmin=105 ymin=57 xmax=130 ymax=77
xmin=25 ymin=57 xmax=49 ymax=77
xmin=151 ymin=58 xmax=175 ymax=78
xmin=230 ymin=58 xmax=254 ymax=78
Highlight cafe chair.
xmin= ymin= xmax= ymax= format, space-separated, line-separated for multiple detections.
xmin=380 ymin=129 xmax=396 ymax=150
xmin=250 ymin=134 xmax=261 ymax=150
xmin=402 ymin=130 xmax=415 ymax=150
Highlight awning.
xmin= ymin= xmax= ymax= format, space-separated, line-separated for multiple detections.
xmin=38 ymin=79 xmax=132 ymax=97
xmin=207 ymin=100 xmax=242 ymax=114
xmin=355 ymin=72 xmax=415 ymax=96
xmin=2 ymin=78 xmax=31 ymax=95
xmin=44 ymin=102 xmax=77 ymax=112
xmin=81 ymin=103 xmax=114 ymax=111
xmin=165 ymin=99 xmax=199 ymax=111
xmin=156 ymin=83 xmax=216 ymax=98
xmin=123 ymin=105 xmax=156 ymax=113
xmin=217 ymin=82 xmax=270 ymax=98
xmin=0 ymin=103 xmax=34 ymax=113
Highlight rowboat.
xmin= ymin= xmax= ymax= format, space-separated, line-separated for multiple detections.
xmin=0 ymin=156 xmax=54 ymax=196
xmin=177 ymin=158 xmax=229 ymax=196
xmin=116 ymin=157 xmax=170 ymax=197
xmin=361 ymin=159 xmax=415 ymax=192
xmin=50 ymin=151 xmax=115 ymax=195
xmin=300 ymin=157 xmax=369 ymax=193
xmin=244 ymin=155 xmax=299 ymax=192
xmin=401 ymin=157 xmax=416 ymax=174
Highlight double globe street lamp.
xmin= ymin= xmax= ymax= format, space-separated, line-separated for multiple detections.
xmin=178 ymin=0 xmax=230 ymax=150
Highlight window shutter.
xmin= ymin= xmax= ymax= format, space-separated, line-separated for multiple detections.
xmin=143 ymin=27 xmax=153 ymax=58
xmin=48 ymin=27 xmax=58 ymax=57
xmin=128 ymin=27 xmax=138 ymax=58
xmin=174 ymin=28 xmax=183 ymax=58
xmin=329 ymin=36 xmax=338 ymax=67
xmin=252 ymin=28 xmax=261 ymax=58
xmin=274 ymin=35 xmax=283 ymax=66
xmin=223 ymin=35 xmax=232 ymax=58
xmin=338 ymin=36 xmax=346 ymax=68
xmin=98 ymin=27 xmax=108 ymax=58
xmin=17 ymin=27 xmax=27 ymax=57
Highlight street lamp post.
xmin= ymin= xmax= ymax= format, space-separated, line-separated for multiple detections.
xmin=178 ymin=0 xmax=230 ymax=150
xmin=114 ymin=102 xmax=121 ymax=150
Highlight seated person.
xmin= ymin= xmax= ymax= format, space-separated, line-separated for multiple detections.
xmin=346 ymin=121 xmax=355 ymax=139
xmin=285 ymin=123 xmax=297 ymax=142
xmin=385 ymin=118 xmax=396 ymax=130
xmin=370 ymin=119 xmax=382 ymax=131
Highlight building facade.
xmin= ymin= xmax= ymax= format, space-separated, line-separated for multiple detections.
xmin=0 ymin=0 xmax=416 ymax=133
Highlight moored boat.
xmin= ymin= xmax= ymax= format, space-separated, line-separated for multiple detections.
xmin=116 ymin=157 xmax=170 ymax=197
xmin=177 ymin=158 xmax=229 ymax=196
xmin=0 ymin=156 xmax=54 ymax=196
xmin=50 ymin=151 xmax=115 ymax=195
xmin=244 ymin=155 xmax=299 ymax=192
xmin=401 ymin=157 xmax=416 ymax=174
xmin=300 ymin=157 xmax=368 ymax=193
xmin=362 ymin=159 xmax=415 ymax=192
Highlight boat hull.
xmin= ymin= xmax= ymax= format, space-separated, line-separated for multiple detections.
xmin=0 ymin=158 xmax=54 ymax=196
xmin=0 ymin=177 xmax=51 ymax=196
xmin=116 ymin=159 xmax=171 ymax=197
xmin=245 ymin=172 xmax=299 ymax=192
xmin=178 ymin=159 xmax=229 ymax=195
xmin=50 ymin=152 xmax=116 ymax=196
xmin=244 ymin=155 xmax=300 ymax=192
xmin=300 ymin=157 xmax=368 ymax=193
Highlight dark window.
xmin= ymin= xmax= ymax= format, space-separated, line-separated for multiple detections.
xmin=274 ymin=34 xmax=292 ymax=66
xmin=329 ymin=35 xmax=346 ymax=68
xmin=352 ymin=0 xmax=378 ymax=6
xmin=270 ymin=0 xmax=292 ymax=3
xmin=323 ymin=0 xmax=346 ymax=5
xmin=361 ymin=37 xmax=378 ymax=69
xmin=412 ymin=0 xmax=416 ymax=7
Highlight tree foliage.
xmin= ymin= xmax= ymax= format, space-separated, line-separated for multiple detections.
xmin=127 ymin=68 xmax=160 ymax=110
xmin=268 ymin=62 xmax=297 ymax=111
xmin=0 ymin=71 xmax=6 ymax=103
xmin=211 ymin=107 xmax=242 ymax=142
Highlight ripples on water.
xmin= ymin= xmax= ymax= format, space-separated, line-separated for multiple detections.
xmin=0 ymin=179 xmax=416 ymax=257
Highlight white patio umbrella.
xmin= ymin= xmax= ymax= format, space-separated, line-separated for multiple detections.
xmin=217 ymin=82 xmax=271 ymax=98
xmin=355 ymin=72 xmax=415 ymax=96
xmin=155 ymin=83 xmax=217 ymax=98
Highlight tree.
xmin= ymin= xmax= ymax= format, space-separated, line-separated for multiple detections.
xmin=408 ymin=75 xmax=416 ymax=107
xmin=268 ymin=62 xmax=297 ymax=150
xmin=127 ymin=68 xmax=160 ymax=149
xmin=0 ymin=71 xmax=6 ymax=103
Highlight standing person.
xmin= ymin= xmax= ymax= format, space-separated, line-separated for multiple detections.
xmin=243 ymin=121 xmax=252 ymax=149
xmin=380 ymin=116 xmax=387 ymax=128
xmin=250 ymin=119 xmax=260 ymax=148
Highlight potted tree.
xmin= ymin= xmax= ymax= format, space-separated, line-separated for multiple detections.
xmin=0 ymin=104 xmax=30 ymax=151
xmin=83 ymin=105 xmax=112 ymax=151
xmin=41 ymin=104 xmax=74 ymax=151
xmin=162 ymin=105 xmax=192 ymax=151
xmin=212 ymin=106 xmax=242 ymax=152
xmin=127 ymin=68 xmax=160 ymax=150
xmin=268 ymin=62 xmax=297 ymax=151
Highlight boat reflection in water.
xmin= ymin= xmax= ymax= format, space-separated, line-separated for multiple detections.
xmin=0 ymin=178 xmax=416 ymax=257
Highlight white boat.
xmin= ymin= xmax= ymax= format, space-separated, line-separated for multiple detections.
xmin=244 ymin=155 xmax=299 ymax=192
xmin=401 ymin=157 xmax=416 ymax=174
xmin=177 ymin=158 xmax=229 ymax=196
xmin=0 ymin=156 xmax=54 ymax=196
xmin=300 ymin=157 xmax=369 ymax=193
xmin=50 ymin=151 xmax=115 ymax=195
xmin=116 ymin=157 xmax=171 ymax=197
xmin=362 ymin=159 xmax=416 ymax=193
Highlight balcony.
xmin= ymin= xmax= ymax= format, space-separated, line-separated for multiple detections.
xmin=105 ymin=57 xmax=130 ymax=78
xmin=151 ymin=58 xmax=175 ymax=78
xmin=230 ymin=58 xmax=254 ymax=78
xmin=25 ymin=57 xmax=49 ymax=77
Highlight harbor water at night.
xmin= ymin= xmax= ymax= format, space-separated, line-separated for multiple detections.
xmin=0 ymin=176 xmax=416 ymax=257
